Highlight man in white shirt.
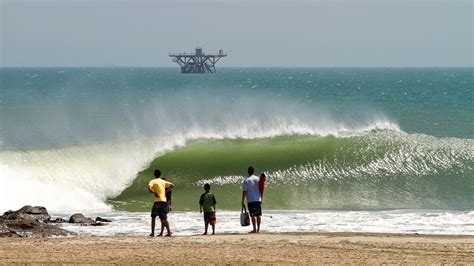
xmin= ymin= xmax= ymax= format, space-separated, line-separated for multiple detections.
xmin=241 ymin=166 xmax=262 ymax=233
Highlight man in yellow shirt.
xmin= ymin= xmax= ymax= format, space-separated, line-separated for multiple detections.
xmin=148 ymin=169 xmax=174 ymax=237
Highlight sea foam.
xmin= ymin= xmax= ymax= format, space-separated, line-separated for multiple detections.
xmin=59 ymin=209 xmax=474 ymax=236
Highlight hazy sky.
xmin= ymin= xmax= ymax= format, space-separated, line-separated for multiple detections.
xmin=1 ymin=0 xmax=472 ymax=67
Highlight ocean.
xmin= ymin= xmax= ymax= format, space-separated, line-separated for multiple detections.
xmin=1 ymin=67 xmax=473 ymax=235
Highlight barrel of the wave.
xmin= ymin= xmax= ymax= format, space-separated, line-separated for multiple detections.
xmin=259 ymin=173 xmax=266 ymax=199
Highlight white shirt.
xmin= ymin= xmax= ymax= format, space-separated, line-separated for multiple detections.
xmin=243 ymin=175 xmax=261 ymax=203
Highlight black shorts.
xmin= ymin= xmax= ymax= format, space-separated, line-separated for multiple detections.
xmin=151 ymin=201 xmax=168 ymax=220
xmin=203 ymin=212 xmax=216 ymax=224
xmin=247 ymin=201 xmax=262 ymax=217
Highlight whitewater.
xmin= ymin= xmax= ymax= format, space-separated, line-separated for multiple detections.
xmin=1 ymin=67 xmax=473 ymax=235
xmin=0 ymin=113 xmax=401 ymax=212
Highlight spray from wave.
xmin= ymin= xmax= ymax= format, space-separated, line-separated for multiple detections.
xmin=0 ymin=89 xmax=401 ymax=212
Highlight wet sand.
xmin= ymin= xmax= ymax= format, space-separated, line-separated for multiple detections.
xmin=0 ymin=232 xmax=473 ymax=264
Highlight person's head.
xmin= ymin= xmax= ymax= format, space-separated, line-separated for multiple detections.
xmin=154 ymin=169 xmax=161 ymax=178
xmin=248 ymin=166 xmax=255 ymax=176
xmin=260 ymin=173 xmax=266 ymax=178
xmin=204 ymin=183 xmax=211 ymax=192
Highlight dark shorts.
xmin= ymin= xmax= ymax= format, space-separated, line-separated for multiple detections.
xmin=248 ymin=201 xmax=262 ymax=217
xmin=151 ymin=201 xmax=168 ymax=220
xmin=203 ymin=211 xmax=216 ymax=225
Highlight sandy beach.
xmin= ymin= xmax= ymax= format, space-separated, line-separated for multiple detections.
xmin=0 ymin=232 xmax=473 ymax=264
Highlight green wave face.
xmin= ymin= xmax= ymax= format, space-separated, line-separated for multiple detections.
xmin=110 ymin=132 xmax=474 ymax=211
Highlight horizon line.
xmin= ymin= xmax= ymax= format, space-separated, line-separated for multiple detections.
xmin=1 ymin=65 xmax=473 ymax=68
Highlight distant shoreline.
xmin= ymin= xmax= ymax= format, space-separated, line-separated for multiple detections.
xmin=1 ymin=232 xmax=473 ymax=264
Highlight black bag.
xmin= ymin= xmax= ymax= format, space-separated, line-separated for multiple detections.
xmin=240 ymin=204 xmax=250 ymax=226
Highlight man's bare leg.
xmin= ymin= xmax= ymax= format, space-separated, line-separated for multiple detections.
xmin=203 ymin=222 xmax=208 ymax=235
xmin=162 ymin=219 xmax=172 ymax=236
xmin=158 ymin=222 xmax=164 ymax=236
xmin=149 ymin=217 xmax=156 ymax=237
xmin=211 ymin=223 xmax=215 ymax=235
xmin=256 ymin=216 xmax=261 ymax=233
xmin=249 ymin=216 xmax=257 ymax=233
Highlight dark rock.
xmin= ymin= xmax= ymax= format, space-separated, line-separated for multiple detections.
xmin=0 ymin=223 xmax=20 ymax=237
xmin=2 ymin=205 xmax=50 ymax=222
xmin=69 ymin=213 xmax=96 ymax=225
xmin=19 ymin=205 xmax=48 ymax=215
xmin=94 ymin=222 xmax=106 ymax=226
xmin=0 ymin=205 xmax=75 ymax=237
xmin=0 ymin=217 xmax=75 ymax=237
xmin=95 ymin=217 xmax=112 ymax=223
xmin=49 ymin=218 xmax=68 ymax=223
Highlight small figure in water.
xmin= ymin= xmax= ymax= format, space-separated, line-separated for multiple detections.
xmin=148 ymin=169 xmax=174 ymax=237
xmin=199 ymin=183 xmax=217 ymax=235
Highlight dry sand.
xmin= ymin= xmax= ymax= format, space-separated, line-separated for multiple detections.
xmin=0 ymin=232 xmax=473 ymax=264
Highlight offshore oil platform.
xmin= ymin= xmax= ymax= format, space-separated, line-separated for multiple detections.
xmin=169 ymin=48 xmax=227 ymax=73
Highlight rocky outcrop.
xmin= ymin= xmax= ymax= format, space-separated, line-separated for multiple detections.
xmin=49 ymin=218 xmax=68 ymax=223
xmin=0 ymin=217 xmax=75 ymax=237
xmin=95 ymin=217 xmax=112 ymax=223
xmin=69 ymin=213 xmax=104 ymax=226
xmin=0 ymin=206 xmax=75 ymax=237
xmin=0 ymin=206 xmax=112 ymax=237
xmin=2 ymin=205 xmax=50 ymax=222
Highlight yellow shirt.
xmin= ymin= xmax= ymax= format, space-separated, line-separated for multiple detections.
xmin=148 ymin=178 xmax=173 ymax=202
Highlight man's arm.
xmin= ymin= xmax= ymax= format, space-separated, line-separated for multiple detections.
xmin=242 ymin=180 xmax=247 ymax=205
xmin=199 ymin=194 xmax=204 ymax=213
xmin=165 ymin=183 xmax=175 ymax=192
xmin=169 ymin=193 xmax=172 ymax=211
xmin=241 ymin=191 xmax=247 ymax=205
xmin=213 ymin=195 xmax=217 ymax=212
xmin=148 ymin=186 xmax=159 ymax=198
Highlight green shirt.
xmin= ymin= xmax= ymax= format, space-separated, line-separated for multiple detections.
xmin=199 ymin=192 xmax=216 ymax=212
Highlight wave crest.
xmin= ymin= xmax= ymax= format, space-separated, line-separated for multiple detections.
xmin=5 ymin=118 xmax=468 ymax=212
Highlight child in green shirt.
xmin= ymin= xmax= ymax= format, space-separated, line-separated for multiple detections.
xmin=199 ymin=183 xmax=217 ymax=235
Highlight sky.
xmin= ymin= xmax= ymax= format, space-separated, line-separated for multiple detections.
xmin=0 ymin=0 xmax=473 ymax=67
